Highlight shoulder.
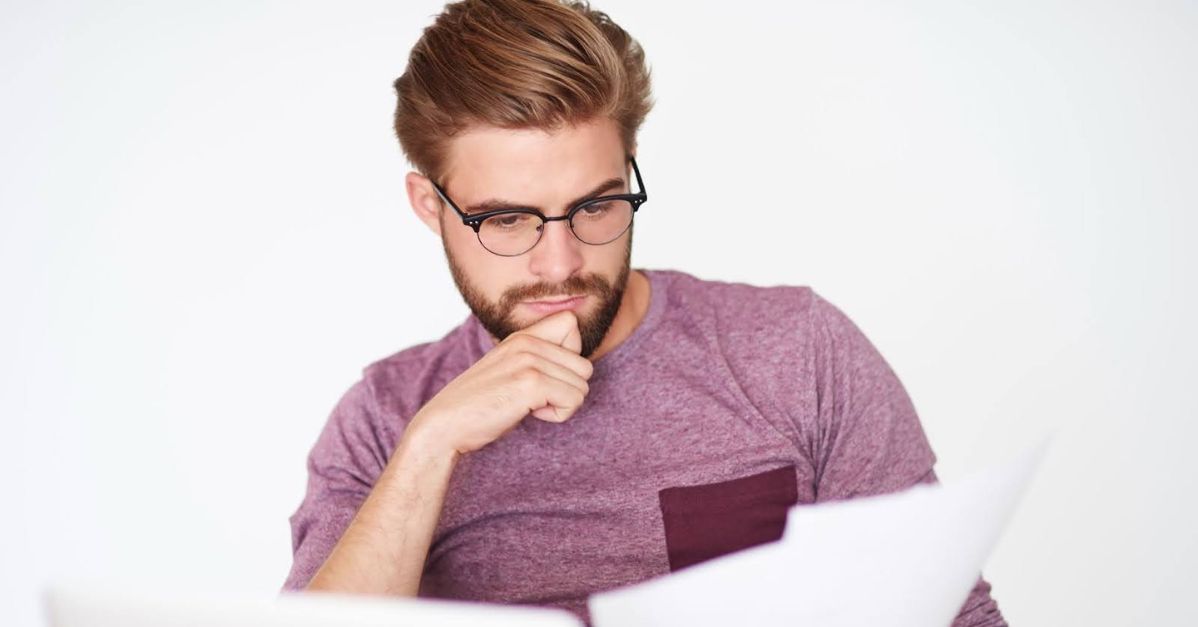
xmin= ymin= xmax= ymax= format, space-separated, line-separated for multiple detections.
xmin=648 ymin=268 xmax=833 ymax=338
xmin=298 ymin=317 xmax=482 ymax=489
xmin=350 ymin=316 xmax=482 ymax=438
xmin=647 ymin=269 xmax=883 ymax=394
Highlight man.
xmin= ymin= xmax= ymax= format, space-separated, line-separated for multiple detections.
xmin=281 ymin=1 xmax=1007 ymax=625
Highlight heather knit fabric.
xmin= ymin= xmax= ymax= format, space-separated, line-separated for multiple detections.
xmin=282 ymin=268 xmax=1006 ymax=626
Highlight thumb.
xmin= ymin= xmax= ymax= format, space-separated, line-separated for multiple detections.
xmin=521 ymin=310 xmax=582 ymax=354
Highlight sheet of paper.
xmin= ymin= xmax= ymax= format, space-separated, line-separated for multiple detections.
xmin=589 ymin=441 xmax=1046 ymax=627
xmin=45 ymin=584 xmax=585 ymax=627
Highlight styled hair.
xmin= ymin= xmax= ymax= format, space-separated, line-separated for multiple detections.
xmin=392 ymin=0 xmax=653 ymax=182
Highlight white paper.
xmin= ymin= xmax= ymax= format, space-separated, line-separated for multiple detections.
xmin=45 ymin=585 xmax=585 ymax=627
xmin=589 ymin=441 xmax=1046 ymax=627
xmin=46 ymin=443 xmax=1043 ymax=627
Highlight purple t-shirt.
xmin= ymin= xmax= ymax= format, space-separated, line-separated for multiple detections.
xmin=282 ymin=268 xmax=1006 ymax=626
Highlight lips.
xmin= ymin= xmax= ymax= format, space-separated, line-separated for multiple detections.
xmin=522 ymin=295 xmax=587 ymax=314
xmin=526 ymin=295 xmax=585 ymax=305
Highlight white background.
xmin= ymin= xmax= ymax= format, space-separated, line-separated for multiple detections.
xmin=2 ymin=1 xmax=1195 ymax=625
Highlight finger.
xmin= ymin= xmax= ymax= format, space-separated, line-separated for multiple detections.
xmin=500 ymin=333 xmax=594 ymax=380
xmin=517 ymin=310 xmax=582 ymax=353
xmin=559 ymin=318 xmax=582 ymax=354
xmin=523 ymin=353 xmax=589 ymax=394
xmin=525 ymin=375 xmax=586 ymax=423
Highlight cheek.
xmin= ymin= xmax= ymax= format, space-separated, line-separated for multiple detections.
xmin=445 ymin=226 xmax=488 ymax=269
xmin=585 ymin=235 xmax=630 ymax=275
xmin=444 ymin=221 xmax=477 ymax=251
xmin=455 ymin=240 xmax=524 ymax=299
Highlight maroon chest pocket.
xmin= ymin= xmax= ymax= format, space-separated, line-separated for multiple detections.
xmin=658 ymin=464 xmax=799 ymax=572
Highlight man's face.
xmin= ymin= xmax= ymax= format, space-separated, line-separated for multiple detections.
xmin=432 ymin=117 xmax=634 ymax=357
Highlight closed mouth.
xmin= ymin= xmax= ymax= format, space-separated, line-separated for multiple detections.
xmin=526 ymin=295 xmax=584 ymax=305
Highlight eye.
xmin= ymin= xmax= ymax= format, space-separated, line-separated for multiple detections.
xmin=489 ymin=213 xmax=532 ymax=229
xmin=580 ymin=201 xmax=612 ymax=216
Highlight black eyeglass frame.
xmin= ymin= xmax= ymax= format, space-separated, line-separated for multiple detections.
xmin=429 ymin=155 xmax=648 ymax=257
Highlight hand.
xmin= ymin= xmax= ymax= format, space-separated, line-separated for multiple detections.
xmin=404 ymin=310 xmax=594 ymax=457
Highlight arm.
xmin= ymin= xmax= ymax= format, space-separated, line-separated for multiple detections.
xmin=807 ymin=292 xmax=1007 ymax=627
xmin=304 ymin=429 xmax=459 ymax=595
xmin=281 ymin=380 xmax=465 ymax=596
xmin=280 ymin=377 xmax=413 ymax=594
xmin=282 ymin=311 xmax=593 ymax=595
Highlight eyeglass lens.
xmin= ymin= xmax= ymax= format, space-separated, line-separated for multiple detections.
xmin=477 ymin=199 xmax=634 ymax=256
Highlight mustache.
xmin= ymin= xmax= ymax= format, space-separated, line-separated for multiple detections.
xmin=498 ymin=274 xmax=614 ymax=311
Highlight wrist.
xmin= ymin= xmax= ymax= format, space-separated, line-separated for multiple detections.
xmin=395 ymin=417 xmax=461 ymax=467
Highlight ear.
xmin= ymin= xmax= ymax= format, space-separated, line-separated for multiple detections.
xmin=405 ymin=171 xmax=444 ymax=237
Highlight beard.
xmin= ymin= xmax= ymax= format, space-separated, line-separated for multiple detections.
xmin=442 ymin=227 xmax=633 ymax=358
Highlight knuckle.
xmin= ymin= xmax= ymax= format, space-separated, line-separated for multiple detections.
xmin=512 ymin=333 xmax=537 ymax=349
xmin=500 ymin=346 xmax=536 ymax=369
xmin=509 ymin=350 xmax=535 ymax=369
xmin=514 ymin=368 xmax=542 ymax=388
xmin=498 ymin=333 xmax=526 ymax=351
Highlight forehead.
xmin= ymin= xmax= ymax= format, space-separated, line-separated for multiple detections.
xmin=441 ymin=116 xmax=627 ymax=203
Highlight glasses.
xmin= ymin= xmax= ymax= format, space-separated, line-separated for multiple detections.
xmin=431 ymin=155 xmax=648 ymax=257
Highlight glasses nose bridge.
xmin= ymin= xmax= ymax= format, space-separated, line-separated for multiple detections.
xmin=533 ymin=211 xmax=582 ymax=249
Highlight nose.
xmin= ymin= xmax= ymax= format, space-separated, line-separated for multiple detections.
xmin=527 ymin=218 xmax=584 ymax=285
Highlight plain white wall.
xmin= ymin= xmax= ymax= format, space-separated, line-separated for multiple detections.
xmin=2 ymin=1 xmax=1195 ymax=625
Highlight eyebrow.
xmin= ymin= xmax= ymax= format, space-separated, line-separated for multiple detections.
xmin=462 ymin=177 xmax=626 ymax=216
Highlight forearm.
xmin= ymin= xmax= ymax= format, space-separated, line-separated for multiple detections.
xmin=305 ymin=428 xmax=459 ymax=596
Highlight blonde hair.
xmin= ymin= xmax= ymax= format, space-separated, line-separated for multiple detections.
xmin=392 ymin=0 xmax=653 ymax=181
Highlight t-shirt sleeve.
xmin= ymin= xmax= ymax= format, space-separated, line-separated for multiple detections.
xmin=280 ymin=377 xmax=391 ymax=592
xmin=808 ymin=291 xmax=936 ymax=500
xmin=808 ymin=292 xmax=1007 ymax=626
